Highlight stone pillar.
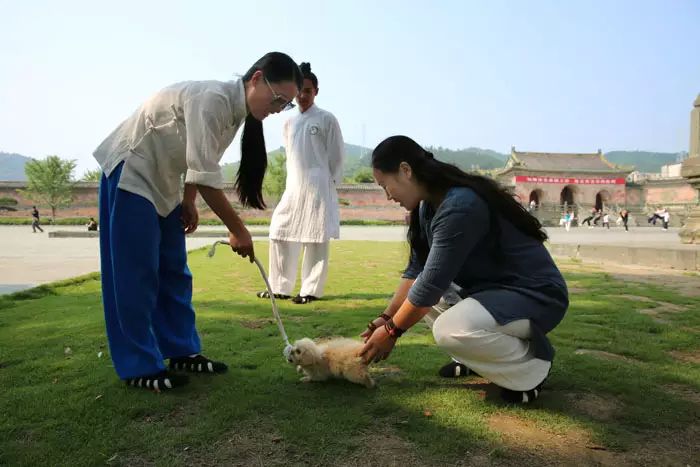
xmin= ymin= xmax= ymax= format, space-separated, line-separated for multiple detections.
xmin=679 ymin=94 xmax=700 ymax=243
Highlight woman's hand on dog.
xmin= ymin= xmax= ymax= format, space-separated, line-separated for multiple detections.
xmin=359 ymin=325 xmax=396 ymax=364
xmin=360 ymin=317 xmax=388 ymax=343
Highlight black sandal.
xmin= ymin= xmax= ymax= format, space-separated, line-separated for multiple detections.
xmin=169 ymin=355 xmax=228 ymax=374
xmin=124 ymin=371 xmax=188 ymax=392
xmin=291 ymin=295 xmax=318 ymax=304
xmin=438 ymin=360 xmax=474 ymax=378
xmin=500 ymin=382 xmax=544 ymax=404
xmin=256 ymin=291 xmax=291 ymax=300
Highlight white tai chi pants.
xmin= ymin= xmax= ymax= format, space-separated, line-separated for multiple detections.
xmin=268 ymin=239 xmax=330 ymax=298
xmin=426 ymin=296 xmax=552 ymax=391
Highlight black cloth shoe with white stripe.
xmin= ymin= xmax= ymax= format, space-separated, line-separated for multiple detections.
xmin=500 ymin=382 xmax=544 ymax=404
xmin=291 ymin=295 xmax=318 ymax=304
xmin=169 ymin=354 xmax=228 ymax=374
xmin=256 ymin=291 xmax=291 ymax=300
xmin=124 ymin=371 xmax=188 ymax=392
xmin=438 ymin=360 xmax=473 ymax=378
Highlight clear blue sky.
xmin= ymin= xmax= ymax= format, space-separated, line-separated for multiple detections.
xmin=1 ymin=0 xmax=698 ymax=176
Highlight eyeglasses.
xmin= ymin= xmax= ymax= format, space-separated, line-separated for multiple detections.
xmin=264 ymin=76 xmax=295 ymax=111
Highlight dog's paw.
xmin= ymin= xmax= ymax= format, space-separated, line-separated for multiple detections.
xmin=296 ymin=365 xmax=303 ymax=374
xmin=300 ymin=376 xmax=312 ymax=383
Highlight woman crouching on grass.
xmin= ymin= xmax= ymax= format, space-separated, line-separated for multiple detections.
xmin=359 ymin=135 xmax=568 ymax=404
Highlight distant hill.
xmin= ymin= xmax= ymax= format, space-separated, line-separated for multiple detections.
xmin=221 ymin=146 xmax=688 ymax=180
xmin=4 ymin=147 xmax=688 ymax=184
xmin=427 ymin=146 xmax=508 ymax=171
xmin=221 ymin=144 xmax=373 ymax=180
xmin=0 ymin=152 xmax=32 ymax=181
xmin=604 ymin=151 xmax=686 ymax=173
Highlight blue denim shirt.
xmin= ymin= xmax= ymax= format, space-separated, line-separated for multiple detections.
xmin=403 ymin=187 xmax=568 ymax=360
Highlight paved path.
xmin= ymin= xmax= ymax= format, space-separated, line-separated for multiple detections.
xmin=0 ymin=224 xmax=694 ymax=294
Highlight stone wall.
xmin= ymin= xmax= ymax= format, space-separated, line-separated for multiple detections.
xmin=1 ymin=177 xmax=694 ymax=224
xmin=0 ymin=181 xmax=405 ymax=222
xmin=643 ymin=179 xmax=697 ymax=204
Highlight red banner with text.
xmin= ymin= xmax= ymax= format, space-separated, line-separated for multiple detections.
xmin=515 ymin=176 xmax=625 ymax=185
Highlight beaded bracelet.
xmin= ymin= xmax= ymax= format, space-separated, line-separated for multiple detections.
xmin=384 ymin=319 xmax=406 ymax=338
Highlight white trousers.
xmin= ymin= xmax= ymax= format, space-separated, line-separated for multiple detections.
xmin=426 ymin=297 xmax=551 ymax=391
xmin=268 ymin=239 xmax=329 ymax=297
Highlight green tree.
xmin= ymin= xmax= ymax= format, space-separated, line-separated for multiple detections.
xmin=23 ymin=155 xmax=76 ymax=221
xmin=263 ymin=153 xmax=287 ymax=201
xmin=81 ymin=168 xmax=102 ymax=181
xmin=351 ymin=167 xmax=375 ymax=183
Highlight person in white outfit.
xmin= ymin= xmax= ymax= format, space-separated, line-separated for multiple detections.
xmin=258 ymin=62 xmax=344 ymax=304
xmin=662 ymin=209 xmax=670 ymax=230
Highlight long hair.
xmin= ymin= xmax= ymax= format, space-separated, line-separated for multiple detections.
xmin=371 ymin=135 xmax=548 ymax=265
xmin=236 ymin=52 xmax=303 ymax=209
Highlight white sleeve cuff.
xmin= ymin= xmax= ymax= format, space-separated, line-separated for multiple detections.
xmin=185 ymin=168 xmax=224 ymax=189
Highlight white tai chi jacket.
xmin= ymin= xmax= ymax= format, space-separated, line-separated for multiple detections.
xmin=93 ymin=79 xmax=248 ymax=216
xmin=269 ymin=104 xmax=344 ymax=243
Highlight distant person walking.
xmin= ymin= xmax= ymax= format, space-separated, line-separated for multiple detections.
xmin=31 ymin=206 xmax=43 ymax=233
xmin=619 ymin=209 xmax=629 ymax=232
xmin=648 ymin=207 xmax=664 ymax=226
xmin=602 ymin=212 xmax=610 ymax=229
xmin=564 ymin=211 xmax=573 ymax=232
xmin=581 ymin=208 xmax=596 ymax=228
xmin=662 ymin=209 xmax=670 ymax=231
xmin=558 ymin=212 xmax=567 ymax=228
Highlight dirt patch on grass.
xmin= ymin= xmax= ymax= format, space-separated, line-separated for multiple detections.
xmin=564 ymin=392 xmax=624 ymax=421
xmin=574 ymin=349 xmax=640 ymax=363
xmin=238 ymin=319 xmax=272 ymax=329
xmin=611 ymin=294 xmax=656 ymax=303
xmin=559 ymin=261 xmax=700 ymax=297
xmin=488 ymin=413 xmax=700 ymax=467
xmin=636 ymin=308 xmax=669 ymax=321
xmin=487 ymin=413 xmax=622 ymax=466
xmin=105 ymin=454 xmax=153 ymax=466
xmin=181 ymin=424 xmax=291 ymax=466
xmin=668 ymin=349 xmax=700 ymax=364
xmin=653 ymin=301 xmax=688 ymax=313
xmin=625 ymin=425 xmax=700 ymax=466
xmin=341 ymin=432 xmax=436 ymax=467
xmin=664 ymin=384 xmax=700 ymax=405
xmin=601 ymin=294 xmax=689 ymax=320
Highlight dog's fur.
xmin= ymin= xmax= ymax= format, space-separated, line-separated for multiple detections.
xmin=287 ymin=337 xmax=375 ymax=388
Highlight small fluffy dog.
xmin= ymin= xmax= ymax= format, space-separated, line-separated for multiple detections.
xmin=286 ymin=337 xmax=375 ymax=388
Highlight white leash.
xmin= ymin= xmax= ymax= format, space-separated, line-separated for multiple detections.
xmin=207 ymin=240 xmax=293 ymax=358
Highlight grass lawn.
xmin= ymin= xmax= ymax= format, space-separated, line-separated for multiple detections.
xmin=1 ymin=241 xmax=698 ymax=466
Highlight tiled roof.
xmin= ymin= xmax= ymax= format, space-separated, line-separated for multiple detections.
xmin=504 ymin=147 xmax=622 ymax=171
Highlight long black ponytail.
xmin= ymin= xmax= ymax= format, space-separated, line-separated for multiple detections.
xmin=372 ymin=135 xmax=548 ymax=265
xmin=236 ymin=52 xmax=303 ymax=209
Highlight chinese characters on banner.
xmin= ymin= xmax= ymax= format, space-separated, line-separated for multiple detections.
xmin=514 ymin=176 xmax=625 ymax=185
